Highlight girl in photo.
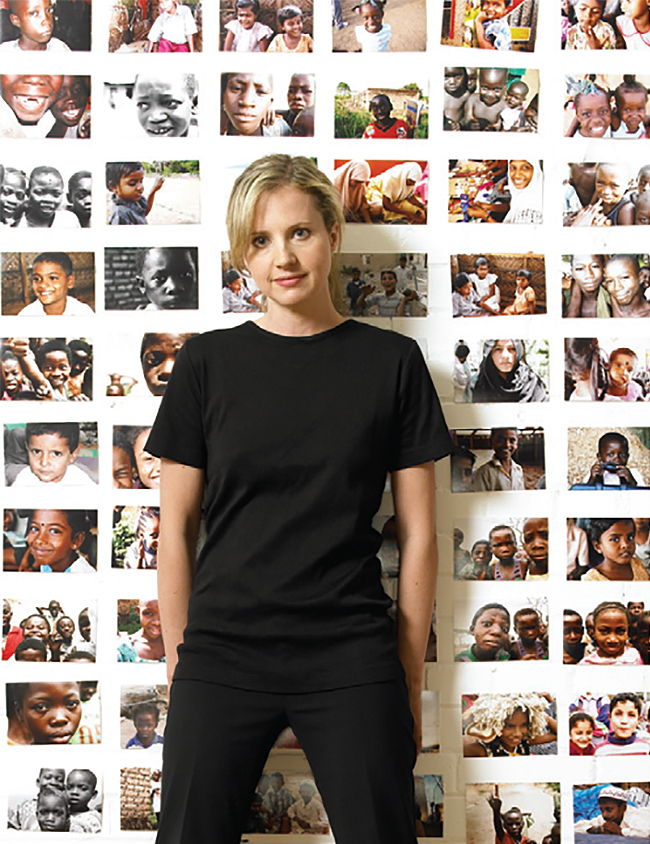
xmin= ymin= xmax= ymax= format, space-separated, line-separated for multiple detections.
xmin=333 ymin=159 xmax=372 ymax=222
xmin=469 ymin=340 xmax=547 ymax=402
xmin=463 ymin=692 xmax=555 ymax=757
xmin=580 ymin=601 xmax=644 ymax=663
xmin=365 ymin=162 xmax=426 ymax=224
xmin=503 ymin=159 xmax=543 ymax=224
xmin=223 ymin=0 xmax=273 ymax=52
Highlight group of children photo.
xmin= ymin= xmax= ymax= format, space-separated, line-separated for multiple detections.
xmin=563 ymin=601 xmax=649 ymax=665
xmin=451 ymin=427 xmax=545 ymax=492
xmin=449 ymin=159 xmax=543 ymax=225
xmin=454 ymin=517 xmax=548 ymax=581
xmin=565 ymin=338 xmax=650 ymax=401
xmin=444 ymin=66 xmax=538 ymax=132
xmin=451 ymin=253 xmax=546 ymax=316
xmin=466 ymin=782 xmax=558 ymax=844
xmin=220 ymin=72 xmax=314 ymax=137
xmin=2 ymin=337 xmax=92 ymax=401
xmin=0 ymin=163 xmax=90 ymax=227
xmin=112 ymin=425 xmax=159 ymax=489
xmin=569 ymin=691 xmax=650 ymax=755
xmin=3 ymin=598 xmax=95 ymax=659
xmin=334 ymin=159 xmax=427 ymax=224
xmin=0 ymin=74 xmax=90 ymax=138
xmin=442 ymin=0 xmax=539 ymax=51
xmin=562 ymin=0 xmax=650 ymax=49
xmin=109 ymin=0 xmax=201 ymax=53
xmin=564 ymin=162 xmax=650 ymax=227
xmin=562 ymin=253 xmax=650 ymax=318
xmin=221 ymin=0 xmax=312 ymax=52
xmin=8 ymin=767 xmax=101 ymax=833
xmin=455 ymin=600 xmax=548 ymax=661
xmin=340 ymin=254 xmax=428 ymax=316
xmin=565 ymin=74 xmax=650 ymax=139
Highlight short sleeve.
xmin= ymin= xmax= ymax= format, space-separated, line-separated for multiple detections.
xmin=389 ymin=340 xmax=452 ymax=471
xmin=183 ymin=7 xmax=198 ymax=35
xmin=145 ymin=341 xmax=207 ymax=468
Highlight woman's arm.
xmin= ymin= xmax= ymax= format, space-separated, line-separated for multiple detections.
xmin=158 ymin=458 xmax=204 ymax=688
xmin=392 ymin=460 xmax=438 ymax=753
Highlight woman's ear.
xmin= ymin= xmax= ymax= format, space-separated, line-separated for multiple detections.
xmin=329 ymin=221 xmax=340 ymax=252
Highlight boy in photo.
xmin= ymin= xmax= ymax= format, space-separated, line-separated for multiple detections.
xmin=106 ymin=162 xmax=164 ymax=226
xmin=126 ymin=703 xmax=164 ymax=749
xmin=0 ymin=74 xmax=62 ymax=137
xmin=472 ymin=428 xmax=524 ymax=491
xmin=585 ymin=431 xmax=643 ymax=488
xmin=470 ymin=0 xmax=512 ymax=50
xmin=17 ymin=167 xmax=80 ymax=228
xmin=464 ymin=67 xmax=508 ymax=130
xmin=0 ymin=0 xmax=70 ymax=51
xmin=594 ymin=693 xmax=650 ymax=755
xmin=66 ymin=769 xmax=101 ymax=832
xmin=136 ymin=247 xmax=198 ymax=309
xmin=49 ymin=76 xmax=90 ymax=138
xmin=132 ymin=72 xmax=197 ymax=138
xmin=11 ymin=422 xmax=96 ymax=486
xmin=18 ymin=252 xmax=93 ymax=315
xmin=67 ymin=171 xmax=91 ymax=227
xmin=0 ymin=167 xmax=27 ymax=225
xmin=140 ymin=332 xmax=195 ymax=396
xmin=36 ymin=787 xmax=70 ymax=831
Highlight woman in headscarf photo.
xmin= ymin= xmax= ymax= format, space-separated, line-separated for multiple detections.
xmin=467 ymin=339 xmax=548 ymax=402
xmin=332 ymin=159 xmax=372 ymax=222
xmin=503 ymin=159 xmax=543 ymax=224
xmin=365 ymin=161 xmax=426 ymax=223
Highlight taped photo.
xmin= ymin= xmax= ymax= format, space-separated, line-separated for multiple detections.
xmin=564 ymin=162 xmax=649 ymax=227
xmin=453 ymin=517 xmax=548 ymax=581
xmin=567 ymin=427 xmax=650 ymax=489
xmin=112 ymin=425 xmax=159 ymax=489
xmin=4 ymin=422 xmax=98 ymax=487
xmin=568 ymin=518 xmax=650 ymax=582
xmin=1 ymin=338 xmax=92 ymax=400
xmin=220 ymin=0 xmax=313 ymax=52
xmin=105 ymin=332 xmax=196 ymax=398
xmin=108 ymin=0 xmax=202 ymax=53
xmin=0 ymin=1 xmax=92 ymax=51
xmin=441 ymin=0 xmax=539 ymax=51
xmin=104 ymin=72 xmax=198 ymax=138
xmin=450 ymin=427 xmax=545 ymax=492
xmin=454 ymin=597 xmax=549 ymax=661
xmin=444 ymin=67 xmax=538 ymax=132
xmin=0 ymin=163 xmax=90 ymax=227
xmin=0 ymin=75 xmax=90 ymax=138
xmin=466 ymin=782 xmax=559 ymax=844
xmin=569 ymin=692 xmax=650 ymax=755
xmin=9 ymin=766 xmax=102 ymax=832
xmin=451 ymin=252 xmax=546 ymax=316
xmin=563 ymin=601 xmax=645 ymax=665
xmin=3 ymin=509 xmax=97 ymax=574
xmin=3 ymin=596 xmax=96 ymax=658
xmin=333 ymin=0 xmax=426 ymax=53
xmin=334 ymin=159 xmax=427 ymax=224
xmin=449 ymin=159 xmax=543 ymax=224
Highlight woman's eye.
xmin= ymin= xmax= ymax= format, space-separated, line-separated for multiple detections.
xmin=294 ymin=228 xmax=309 ymax=239
xmin=252 ymin=236 xmax=268 ymax=248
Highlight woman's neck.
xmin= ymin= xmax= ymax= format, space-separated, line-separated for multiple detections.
xmin=257 ymin=300 xmax=345 ymax=337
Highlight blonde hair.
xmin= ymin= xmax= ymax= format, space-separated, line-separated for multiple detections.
xmin=226 ymin=155 xmax=345 ymax=312
xmin=465 ymin=692 xmax=548 ymax=743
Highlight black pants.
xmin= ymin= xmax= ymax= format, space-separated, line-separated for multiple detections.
xmin=155 ymin=678 xmax=418 ymax=843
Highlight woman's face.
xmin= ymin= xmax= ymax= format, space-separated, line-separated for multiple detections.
xmin=509 ymin=160 xmax=534 ymax=190
xmin=490 ymin=340 xmax=517 ymax=375
xmin=500 ymin=708 xmax=529 ymax=752
xmin=223 ymin=74 xmax=272 ymax=136
xmin=571 ymin=255 xmax=603 ymax=293
xmin=139 ymin=599 xmax=162 ymax=641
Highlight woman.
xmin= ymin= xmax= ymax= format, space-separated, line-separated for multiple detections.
xmin=469 ymin=340 xmax=547 ymax=402
xmin=333 ymin=159 xmax=372 ymax=222
xmin=146 ymin=155 xmax=451 ymax=843
xmin=503 ymin=159 xmax=543 ymax=225
xmin=366 ymin=161 xmax=426 ymax=223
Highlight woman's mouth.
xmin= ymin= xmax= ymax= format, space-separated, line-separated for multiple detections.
xmin=273 ymin=275 xmax=304 ymax=287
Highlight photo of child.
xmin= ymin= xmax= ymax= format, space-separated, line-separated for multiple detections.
xmin=562 ymin=253 xmax=650 ymax=317
xmin=567 ymin=600 xmax=644 ymax=665
xmin=113 ymin=506 xmax=160 ymax=569
xmin=334 ymin=159 xmax=427 ymax=224
xmin=565 ymin=338 xmax=648 ymax=400
xmin=108 ymin=0 xmax=201 ymax=52
xmin=267 ymin=3 xmax=313 ymax=51
xmin=104 ymin=72 xmax=198 ymax=138
xmin=563 ymin=0 xmax=618 ymax=49
xmin=450 ymin=427 xmax=545 ymax=492
xmin=0 ymin=75 xmax=90 ymax=138
xmin=3 ymin=597 xmax=96 ymax=658
xmin=462 ymin=692 xmax=556 ymax=756
xmin=2 ymin=251 xmax=94 ymax=316
xmin=451 ymin=253 xmax=546 ymax=316
xmin=105 ymin=332 xmax=195 ymax=398
xmin=220 ymin=259 xmax=262 ymax=314
xmin=0 ymin=0 xmax=71 ymax=51
xmin=0 ymin=162 xmax=88 ymax=226
xmin=449 ymin=159 xmax=543 ymax=224
xmin=442 ymin=0 xmax=539 ymax=51
xmin=454 ymin=339 xmax=548 ymax=402
xmin=220 ymin=73 xmax=291 ymax=137
xmin=147 ymin=0 xmax=197 ymax=51
xmin=565 ymin=517 xmax=650 ymax=581
xmin=335 ymin=77 xmax=427 ymax=139
xmin=564 ymin=74 xmax=649 ymax=138
xmin=222 ymin=0 xmax=274 ymax=51
xmin=106 ymin=160 xmax=200 ymax=225
xmin=8 ymin=767 xmax=102 ymax=832
xmin=574 ymin=784 xmax=650 ymax=839
xmin=104 ymin=247 xmax=198 ymax=311
xmin=121 ymin=686 xmax=167 ymax=749
xmin=338 ymin=252 xmax=427 ymax=316
xmin=414 ymin=775 xmax=444 ymax=837
xmin=1 ymin=338 xmax=93 ymax=400
xmin=7 ymin=680 xmax=100 ymax=745
xmin=4 ymin=422 xmax=98 ymax=487
xmin=570 ymin=692 xmax=650 ymax=755
xmin=453 ymin=516 xmax=548 ymax=581
xmin=333 ymin=0 xmax=426 ymax=52
xmin=466 ymin=783 xmax=559 ymax=844
xmin=444 ymin=67 xmax=539 ymax=132
xmin=563 ymin=162 xmax=650 ymax=226
xmin=112 ymin=426 xmax=160 ymax=489
xmin=120 ymin=767 xmax=161 ymax=831
xmin=117 ymin=598 xmax=165 ymax=663
xmin=454 ymin=598 xmax=548 ymax=661
xmin=568 ymin=427 xmax=650 ymax=489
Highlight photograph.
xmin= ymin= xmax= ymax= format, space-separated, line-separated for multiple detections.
xmin=442 ymin=0 xmax=539 ymax=51
xmin=450 ymin=427 xmax=545 ymax=492
xmin=562 ymin=254 xmax=650 ymax=318
xmin=1 ymin=338 xmax=92 ymax=400
xmin=0 ymin=163 xmax=90 ymax=227
xmin=563 ymin=601 xmax=647 ymax=665
xmin=105 ymin=332 xmax=196 ymax=398
xmin=567 ymin=427 xmax=650 ymax=490
xmin=449 ymin=159 xmax=543 ymax=224
xmin=338 ymin=252 xmax=427 ymax=316
xmin=565 ymin=74 xmax=650 ymax=138
xmin=563 ymin=162 xmax=650 ymax=227
xmin=466 ymin=782 xmax=559 ymax=844
xmin=462 ymin=692 xmax=557 ymax=756
xmin=9 ymin=766 xmax=102 ymax=832
xmin=242 ymin=771 xmax=329 ymax=834
xmin=454 ymin=339 xmax=548 ymax=403
xmin=108 ymin=0 xmax=202 ymax=53
xmin=563 ymin=0 xmax=650 ymax=49
xmin=117 ymin=598 xmax=164 ymax=663
xmin=565 ymin=338 xmax=649 ymax=400
xmin=568 ymin=518 xmax=650 ymax=582
xmin=574 ymin=784 xmax=650 ymax=841
xmin=333 ymin=0 xmax=426 ymax=53
xmin=220 ymin=72 xmax=314 ymax=137
xmin=453 ymin=517 xmax=548 ymax=581
xmin=104 ymin=247 xmax=198 ymax=311
xmin=221 ymin=255 xmax=262 ymax=314
xmin=450 ymin=253 xmax=546 ymax=316
xmin=0 ymin=75 xmax=90 ymax=138
xmin=333 ymin=159 xmax=427 ymax=224
xmin=3 ymin=596 xmax=97 ymax=659
xmin=120 ymin=767 xmax=162 ymax=830
xmin=112 ymin=425 xmax=159 ymax=489
xmin=220 ymin=0 xmax=313 ymax=52
xmin=569 ymin=692 xmax=650 ymax=755
xmin=121 ymin=685 xmax=167 ymax=749
xmin=105 ymin=160 xmax=200 ymax=226
xmin=104 ymin=72 xmax=198 ymax=138
xmin=7 ymin=680 xmax=101 ymax=745
xmin=4 ymin=422 xmax=98 ymax=487
xmin=335 ymin=77 xmax=427 ymax=139
xmin=0 ymin=1 xmax=92 ymax=51
xmin=454 ymin=597 xmax=549 ymax=662
xmin=2 ymin=251 xmax=94 ymax=316
xmin=113 ymin=506 xmax=160 ymax=569
xmin=3 ymin=509 xmax=97 ymax=573
xmin=444 ymin=67 xmax=538 ymax=131
xmin=414 ymin=775 xmax=443 ymax=837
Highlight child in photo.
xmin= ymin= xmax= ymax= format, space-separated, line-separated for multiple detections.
xmin=636 ymin=190 xmax=650 ymax=223
xmin=503 ymin=159 xmax=543 ymax=224
xmin=500 ymin=79 xmax=530 ymax=130
xmin=66 ymin=770 xmax=101 ymax=833
xmin=563 ymin=254 xmax=609 ymax=317
xmin=487 ymin=793 xmax=538 ymax=844
xmin=468 ymin=257 xmax=500 ymax=314
xmin=139 ymin=332 xmax=196 ymax=397
xmin=126 ymin=703 xmax=164 ymax=748
xmin=464 ymin=68 xmax=508 ymax=131
xmin=461 ymin=539 xmax=493 ymax=580
xmin=470 ymin=0 xmax=512 ymax=50
xmin=223 ymin=0 xmax=272 ymax=51
xmin=472 ymin=427 xmax=524 ymax=491
xmin=8 ymin=769 xmax=66 ymax=828
xmin=583 ymin=518 xmax=648 ymax=580
xmin=455 ymin=602 xmax=511 ymax=661
xmin=0 ymin=0 xmax=70 ymax=51
xmin=443 ymin=67 xmax=471 ymax=130
xmin=365 ymin=161 xmax=427 ymax=223
xmin=9 ymin=338 xmax=87 ymax=401
xmin=136 ymin=246 xmax=198 ymax=310
xmin=117 ymin=598 xmax=165 ymax=663
xmin=570 ymin=82 xmax=612 ymax=138
xmin=148 ymin=0 xmax=197 ymax=52
xmin=488 ymin=524 xmax=525 ymax=580
xmin=595 ymin=693 xmax=650 ymax=754
xmin=616 ymin=0 xmax=650 ymax=48
xmin=106 ymin=162 xmax=164 ymax=225
xmin=604 ymin=254 xmax=650 ymax=316
xmin=279 ymin=74 xmax=314 ymax=129
xmin=612 ymin=77 xmax=648 ymax=138
xmin=570 ymin=162 xmax=634 ymax=226
xmin=222 ymin=268 xmax=261 ymax=313
xmin=363 ymin=94 xmax=410 ymax=138
xmin=522 ymin=517 xmax=549 ymax=579
xmin=0 ymin=167 xmax=27 ymax=225
xmin=563 ymin=609 xmax=585 ymax=663
xmin=56 ymin=616 xmax=75 ymax=656
xmin=353 ymin=0 xmax=391 ymax=51
xmin=630 ymin=609 xmax=650 ymax=663
xmin=11 ymin=422 xmax=96 ymax=487
xmin=36 ymin=787 xmax=70 ymax=831
xmin=49 ymin=76 xmax=90 ymax=138
xmin=17 ymin=166 xmax=80 ymax=228
xmin=14 ymin=638 xmax=47 ymax=661
xmin=221 ymin=73 xmax=290 ymax=136
xmin=511 ymin=608 xmax=547 ymax=659
xmin=268 ymin=4 xmax=313 ymax=51
xmin=354 ymin=269 xmax=420 ymax=316
xmin=569 ymin=712 xmax=596 ymax=755
xmin=11 ymin=681 xmax=82 ymax=744
xmin=601 ymin=347 xmax=644 ymax=400
xmin=112 ymin=427 xmax=136 ymax=489
xmin=452 ymin=272 xmax=485 ymax=317
xmin=580 ymin=601 xmax=643 ymax=664
xmin=463 ymin=692 xmax=554 ymax=756
xmin=566 ymin=0 xmax=617 ymax=48
xmin=132 ymin=427 xmax=160 ymax=489
xmin=122 ymin=507 xmax=160 ymax=569
xmin=504 ymin=269 xmax=536 ymax=314
xmin=585 ymin=430 xmax=644 ymax=487
xmin=132 ymin=72 xmax=197 ymax=138
xmin=18 ymin=251 xmax=93 ymax=315
xmin=21 ymin=509 xmax=94 ymax=572
xmin=67 ymin=170 xmax=91 ymax=227
xmin=0 ymin=74 xmax=62 ymax=137
xmin=290 ymin=106 xmax=313 ymax=136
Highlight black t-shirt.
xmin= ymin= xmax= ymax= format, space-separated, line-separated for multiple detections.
xmin=146 ymin=320 xmax=451 ymax=693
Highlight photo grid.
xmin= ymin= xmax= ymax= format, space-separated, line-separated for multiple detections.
xmin=2 ymin=0 xmax=650 ymax=841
